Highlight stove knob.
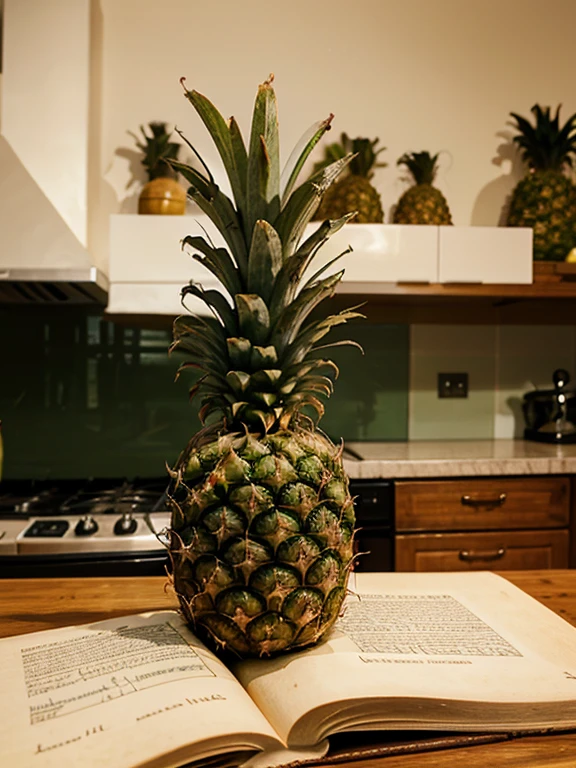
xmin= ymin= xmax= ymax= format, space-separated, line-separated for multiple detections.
xmin=114 ymin=513 xmax=137 ymax=536
xmin=75 ymin=515 xmax=99 ymax=536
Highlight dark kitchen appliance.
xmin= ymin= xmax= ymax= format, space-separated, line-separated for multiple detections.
xmin=0 ymin=478 xmax=170 ymax=577
xmin=523 ymin=369 xmax=576 ymax=444
xmin=349 ymin=480 xmax=394 ymax=571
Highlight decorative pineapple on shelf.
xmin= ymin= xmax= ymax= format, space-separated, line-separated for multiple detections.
xmin=131 ymin=121 xmax=186 ymax=215
xmin=507 ymin=104 xmax=576 ymax=261
xmin=313 ymin=133 xmax=386 ymax=223
xmin=166 ymin=75 xmax=362 ymax=659
xmin=392 ymin=151 xmax=453 ymax=225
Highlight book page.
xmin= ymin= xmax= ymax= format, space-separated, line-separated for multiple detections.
xmin=235 ymin=571 xmax=576 ymax=747
xmin=0 ymin=611 xmax=282 ymax=768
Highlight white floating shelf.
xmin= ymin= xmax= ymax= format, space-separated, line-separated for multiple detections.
xmin=302 ymin=223 xmax=439 ymax=284
xmin=438 ymin=226 xmax=533 ymax=284
xmin=107 ymin=215 xmax=534 ymax=315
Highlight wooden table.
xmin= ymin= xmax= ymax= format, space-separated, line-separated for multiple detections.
xmin=1 ymin=570 xmax=576 ymax=767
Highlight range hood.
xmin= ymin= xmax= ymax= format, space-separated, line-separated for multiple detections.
xmin=0 ymin=134 xmax=108 ymax=305
xmin=0 ymin=0 xmax=108 ymax=306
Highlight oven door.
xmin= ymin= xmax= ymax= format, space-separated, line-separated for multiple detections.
xmin=0 ymin=550 xmax=169 ymax=578
xmin=350 ymin=480 xmax=395 ymax=572
xmin=354 ymin=527 xmax=394 ymax=572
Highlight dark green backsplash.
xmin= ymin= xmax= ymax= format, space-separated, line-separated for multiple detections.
xmin=0 ymin=308 xmax=408 ymax=479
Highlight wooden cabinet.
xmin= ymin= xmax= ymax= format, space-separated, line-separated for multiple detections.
xmin=395 ymin=477 xmax=571 ymax=572
xmin=395 ymin=530 xmax=569 ymax=571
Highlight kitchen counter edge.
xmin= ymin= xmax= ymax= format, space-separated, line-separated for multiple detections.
xmin=343 ymin=439 xmax=576 ymax=479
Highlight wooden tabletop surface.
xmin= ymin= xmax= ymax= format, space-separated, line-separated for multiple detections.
xmin=1 ymin=570 xmax=576 ymax=767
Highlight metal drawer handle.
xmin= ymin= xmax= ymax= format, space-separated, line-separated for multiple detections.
xmin=459 ymin=547 xmax=506 ymax=562
xmin=461 ymin=493 xmax=507 ymax=508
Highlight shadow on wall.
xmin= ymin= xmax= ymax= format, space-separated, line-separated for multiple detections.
xmin=114 ymin=146 xmax=143 ymax=214
xmin=470 ymin=132 xmax=524 ymax=227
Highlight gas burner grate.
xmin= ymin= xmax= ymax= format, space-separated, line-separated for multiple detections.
xmin=0 ymin=488 xmax=72 ymax=517
xmin=60 ymin=481 xmax=170 ymax=516
xmin=0 ymin=478 xmax=171 ymax=518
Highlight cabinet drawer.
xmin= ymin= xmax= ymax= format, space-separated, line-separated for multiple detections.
xmin=395 ymin=530 xmax=569 ymax=572
xmin=395 ymin=477 xmax=570 ymax=532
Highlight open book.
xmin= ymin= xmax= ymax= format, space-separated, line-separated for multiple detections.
xmin=2 ymin=571 xmax=576 ymax=768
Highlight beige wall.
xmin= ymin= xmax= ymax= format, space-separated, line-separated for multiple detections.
xmin=94 ymin=0 xmax=576 ymax=271
xmin=3 ymin=0 xmax=90 ymax=246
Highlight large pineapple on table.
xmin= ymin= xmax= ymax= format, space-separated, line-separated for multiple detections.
xmin=507 ymin=104 xmax=576 ymax=261
xmin=393 ymin=151 xmax=453 ymax=225
xmin=166 ymin=76 xmax=361 ymax=659
xmin=313 ymin=133 xmax=386 ymax=223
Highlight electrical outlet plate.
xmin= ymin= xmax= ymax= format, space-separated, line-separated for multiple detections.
xmin=438 ymin=373 xmax=469 ymax=398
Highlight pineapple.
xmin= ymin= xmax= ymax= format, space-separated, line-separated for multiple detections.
xmin=507 ymin=104 xmax=576 ymax=261
xmin=166 ymin=76 xmax=361 ymax=658
xmin=130 ymin=121 xmax=182 ymax=181
xmin=131 ymin=121 xmax=186 ymax=215
xmin=393 ymin=151 xmax=453 ymax=225
xmin=313 ymin=133 xmax=386 ymax=223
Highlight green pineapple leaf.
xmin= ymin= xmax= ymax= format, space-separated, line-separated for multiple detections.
xmin=302 ymin=245 xmax=353 ymax=291
xmin=281 ymin=309 xmax=364 ymax=369
xmin=172 ymin=316 xmax=228 ymax=359
xmin=173 ymin=76 xmax=362 ymax=439
xmin=247 ymin=75 xmax=281 ymax=234
xmin=235 ymin=294 xmax=271 ymax=346
xmin=181 ymin=83 xmax=247 ymax=216
xmin=169 ymin=159 xmax=248 ymax=278
xmin=229 ymin=116 xmax=249 ymax=193
xmin=397 ymin=151 xmax=440 ymax=185
xmin=182 ymin=236 xmax=243 ymax=298
xmin=269 ymin=212 xmax=355 ymax=322
xmin=227 ymin=370 xmax=251 ymax=394
xmin=180 ymin=283 xmax=238 ymax=335
xmin=281 ymin=357 xmax=340 ymax=383
xmin=170 ymin=336 xmax=227 ymax=376
xmin=280 ymin=114 xmax=334 ymax=205
xmin=271 ymin=271 xmax=344 ymax=359
xmin=130 ymin=121 xmax=181 ymax=180
xmin=311 ymin=139 xmax=348 ymax=176
xmin=247 ymin=221 xmax=283 ymax=302
xmin=226 ymin=337 xmax=252 ymax=369
xmin=274 ymin=154 xmax=354 ymax=258
xmin=293 ymin=375 xmax=334 ymax=398
xmin=510 ymin=104 xmax=576 ymax=171
xmin=250 ymin=345 xmax=278 ymax=369
xmin=312 ymin=133 xmax=387 ymax=180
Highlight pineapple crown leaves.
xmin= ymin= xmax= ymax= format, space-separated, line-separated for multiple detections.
xmin=312 ymin=133 xmax=387 ymax=179
xmin=397 ymin=151 xmax=441 ymax=186
xmin=509 ymin=104 xmax=576 ymax=171
xmin=169 ymin=75 xmax=363 ymax=434
xmin=130 ymin=121 xmax=182 ymax=181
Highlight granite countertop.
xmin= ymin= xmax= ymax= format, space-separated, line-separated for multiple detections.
xmin=342 ymin=439 xmax=576 ymax=479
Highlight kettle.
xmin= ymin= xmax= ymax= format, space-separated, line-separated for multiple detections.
xmin=523 ymin=369 xmax=576 ymax=443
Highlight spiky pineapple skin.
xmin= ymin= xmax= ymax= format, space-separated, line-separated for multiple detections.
xmin=317 ymin=176 xmax=384 ymax=223
xmin=169 ymin=428 xmax=355 ymax=658
xmin=393 ymin=184 xmax=452 ymax=225
xmin=507 ymin=170 xmax=576 ymax=261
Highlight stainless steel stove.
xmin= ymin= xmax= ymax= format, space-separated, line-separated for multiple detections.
xmin=0 ymin=479 xmax=171 ymax=577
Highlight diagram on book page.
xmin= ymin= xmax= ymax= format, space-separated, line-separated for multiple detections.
xmin=21 ymin=621 xmax=216 ymax=725
xmin=337 ymin=594 xmax=523 ymax=657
